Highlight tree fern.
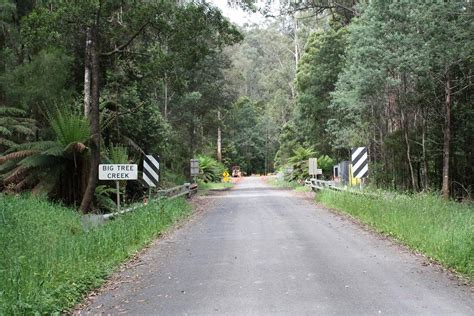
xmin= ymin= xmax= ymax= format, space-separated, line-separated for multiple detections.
xmin=287 ymin=146 xmax=317 ymax=181
xmin=0 ymin=110 xmax=91 ymax=202
xmin=48 ymin=111 xmax=90 ymax=148
xmin=106 ymin=144 xmax=129 ymax=164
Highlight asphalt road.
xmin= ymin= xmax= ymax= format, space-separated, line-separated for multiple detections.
xmin=82 ymin=177 xmax=473 ymax=315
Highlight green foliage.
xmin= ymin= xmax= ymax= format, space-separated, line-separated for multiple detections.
xmin=106 ymin=144 xmax=128 ymax=164
xmin=287 ymin=146 xmax=316 ymax=181
xmin=0 ymin=107 xmax=36 ymax=149
xmin=47 ymin=111 xmax=90 ymax=152
xmin=0 ymin=194 xmax=191 ymax=314
xmin=0 ymin=110 xmax=89 ymax=200
xmin=0 ymin=49 xmax=74 ymax=113
xmin=223 ymin=97 xmax=266 ymax=174
xmin=274 ymin=122 xmax=302 ymax=169
xmin=197 ymin=155 xmax=225 ymax=183
xmin=318 ymin=190 xmax=474 ymax=279
xmin=328 ymin=1 xmax=474 ymax=195
xmin=295 ymin=24 xmax=347 ymax=156
xmin=317 ymin=154 xmax=334 ymax=177
xmin=0 ymin=0 xmax=244 ymax=205
xmin=94 ymin=184 xmax=117 ymax=213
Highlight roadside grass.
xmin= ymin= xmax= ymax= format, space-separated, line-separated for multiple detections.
xmin=266 ymin=177 xmax=301 ymax=189
xmin=317 ymin=190 xmax=474 ymax=280
xmin=0 ymin=195 xmax=191 ymax=315
xmin=294 ymin=185 xmax=311 ymax=193
xmin=197 ymin=181 xmax=233 ymax=191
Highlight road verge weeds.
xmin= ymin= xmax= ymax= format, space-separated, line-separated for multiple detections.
xmin=317 ymin=190 xmax=473 ymax=280
xmin=0 ymin=195 xmax=191 ymax=314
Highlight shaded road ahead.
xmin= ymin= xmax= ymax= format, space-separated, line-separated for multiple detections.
xmin=82 ymin=177 xmax=473 ymax=315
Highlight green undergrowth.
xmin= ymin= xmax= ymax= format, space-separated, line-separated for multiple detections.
xmin=0 ymin=195 xmax=191 ymax=315
xmin=317 ymin=190 xmax=474 ymax=280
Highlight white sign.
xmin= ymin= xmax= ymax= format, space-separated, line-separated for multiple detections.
xmin=308 ymin=158 xmax=318 ymax=176
xmin=316 ymin=168 xmax=323 ymax=175
xmin=190 ymin=159 xmax=200 ymax=177
xmin=99 ymin=164 xmax=138 ymax=180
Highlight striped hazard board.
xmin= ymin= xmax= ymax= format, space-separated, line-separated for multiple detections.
xmin=143 ymin=155 xmax=160 ymax=187
xmin=351 ymin=147 xmax=368 ymax=179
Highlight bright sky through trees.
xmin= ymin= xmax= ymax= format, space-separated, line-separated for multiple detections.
xmin=209 ymin=0 xmax=268 ymax=25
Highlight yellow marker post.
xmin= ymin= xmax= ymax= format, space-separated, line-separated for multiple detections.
xmin=349 ymin=163 xmax=361 ymax=186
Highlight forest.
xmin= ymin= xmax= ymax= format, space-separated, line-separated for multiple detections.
xmin=0 ymin=0 xmax=473 ymax=213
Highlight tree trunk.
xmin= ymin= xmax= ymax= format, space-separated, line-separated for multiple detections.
xmin=442 ymin=69 xmax=451 ymax=199
xmin=421 ymin=115 xmax=429 ymax=190
xmin=293 ymin=14 xmax=299 ymax=73
xmin=83 ymin=27 xmax=92 ymax=118
xmin=80 ymin=26 xmax=101 ymax=213
xmin=163 ymin=74 xmax=168 ymax=119
xmin=217 ymin=110 xmax=222 ymax=162
xmin=401 ymin=109 xmax=417 ymax=191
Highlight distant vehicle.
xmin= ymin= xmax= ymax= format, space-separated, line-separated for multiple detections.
xmin=232 ymin=165 xmax=241 ymax=177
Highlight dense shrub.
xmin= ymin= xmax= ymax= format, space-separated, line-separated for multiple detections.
xmin=197 ymin=155 xmax=225 ymax=182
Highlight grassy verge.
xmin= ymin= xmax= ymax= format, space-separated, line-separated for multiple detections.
xmin=0 ymin=195 xmax=191 ymax=315
xmin=197 ymin=181 xmax=233 ymax=191
xmin=317 ymin=190 xmax=474 ymax=279
xmin=266 ymin=177 xmax=300 ymax=189
xmin=266 ymin=177 xmax=310 ymax=192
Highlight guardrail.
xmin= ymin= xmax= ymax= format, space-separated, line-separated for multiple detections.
xmin=157 ymin=183 xmax=198 ymax=199
xmin=304 ymin=178 xmax=382 ymax=199
xmin=83 ymin=183 xmax=198 ymax=226
xmin=304 ymin=178 xmax=341 ymax=191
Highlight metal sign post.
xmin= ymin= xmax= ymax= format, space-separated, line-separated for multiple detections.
xmin=99 ymin=164 xmax=138 ymax=212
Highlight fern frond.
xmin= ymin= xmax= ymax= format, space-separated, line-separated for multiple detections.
xmin=15 ymin=173 xmax=38 ymax=191
xmin=11 ymin=125 xmax=36 ymax=136
xmin=6 ymin=141 xmax=57 ymax=153
xmin=0 ymin=126 xmax=12 ymax=136
xmin=0 ymin=150 xmax=38 ymax=164
xmin=42 ymin=145 xmax=65 ymax=157
xmin=0 ymin=159 xmax=17 ymax=173
xmin=0 ymin=137 xmax=16 ymax=148
xmin=0 ymin=107 xmax=26 ymax=116
xmin=3 ymin=166 xmax=29 ymax=184
xmin=19 ymin=154 xmax=62 ymax=168
xmin=49 ymin=111 xmax=90 ymax=147
xmin=107 ymin=144 xmax=128 ymax=164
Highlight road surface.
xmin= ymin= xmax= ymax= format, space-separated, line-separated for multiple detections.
xmin=81 ymin=177 xmax=473 ymax=315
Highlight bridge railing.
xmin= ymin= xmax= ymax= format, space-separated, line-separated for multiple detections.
xmin=84 ymin=183 xmax=198 ymax=225
xmin=304 ymin=178 xmax=342 ymax=191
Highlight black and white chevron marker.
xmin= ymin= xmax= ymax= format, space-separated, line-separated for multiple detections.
xmin=351 ymin=147 xmax=368 ymax=179
xmin=143 ymin=155 xmax=160 ymax=187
